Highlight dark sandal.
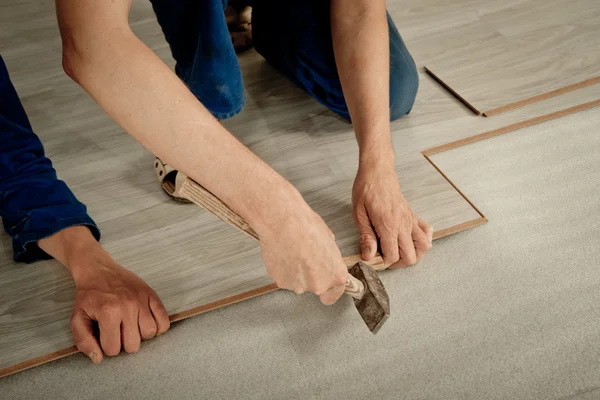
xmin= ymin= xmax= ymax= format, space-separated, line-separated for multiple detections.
xmin=225 ymin=5 xmax=253 ymax=53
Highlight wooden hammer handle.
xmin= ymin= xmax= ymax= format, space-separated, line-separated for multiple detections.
xmin=178 ymin=177 xmax=367 ymax=297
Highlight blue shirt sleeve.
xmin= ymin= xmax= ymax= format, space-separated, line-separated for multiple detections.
xmin=0 ymin=55 xmax=100 ymax=263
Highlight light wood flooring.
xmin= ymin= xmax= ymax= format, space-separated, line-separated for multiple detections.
xmin=416 ymin=0 xmax=600 ymax=115
xmin=1 ymin=0 xmax=599 ymax=376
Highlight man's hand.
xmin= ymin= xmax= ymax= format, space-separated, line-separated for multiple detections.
xmin=38 ymin=226 xmax=170 ymax=364
xmin=352 ymin=158 xmax=433 ymax=268
xmin=258 ymin=204 xmax=349 ymax=305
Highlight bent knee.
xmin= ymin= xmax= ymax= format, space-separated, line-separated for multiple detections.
xmin=389 ymin=60 xmax=419 ymax=121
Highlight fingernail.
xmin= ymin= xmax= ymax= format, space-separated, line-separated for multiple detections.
xmin=89 ymin=352 xmax=100 ymax=364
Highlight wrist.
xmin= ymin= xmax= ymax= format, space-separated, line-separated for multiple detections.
xmin=249 ymin=179 xmax=311 ymax=236
xmin=38 ymin=226 xmax=103 ymax=282
xmin=356 ymin=129 xmax=395 ymax=168
xmin=359 ymin=145 xmax=395 ymax=171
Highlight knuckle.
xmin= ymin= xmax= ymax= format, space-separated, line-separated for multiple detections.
xmin=100 ymin=303 xmax=121 ymax=320
xmin=399 ymin=214 xmax=414 ymax=228
xmin=334 ymin=274 xmax=347 ymax=287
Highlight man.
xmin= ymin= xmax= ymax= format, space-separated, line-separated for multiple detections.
xmin=56 ymin=0 xmax=434 ymax=305
xmin=0 ymin=56 xmax=170 ymax=365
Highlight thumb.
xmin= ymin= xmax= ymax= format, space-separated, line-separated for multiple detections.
xmin=354 ymin=206 xmax=377 ymax=261
xmin=70 ymin=308 xmax=103 ymax=364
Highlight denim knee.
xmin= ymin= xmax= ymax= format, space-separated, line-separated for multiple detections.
xmin=389 ymin=64 xmax=418 ymax=121
xmin=388 ymin=12 xmax=419 ymax=121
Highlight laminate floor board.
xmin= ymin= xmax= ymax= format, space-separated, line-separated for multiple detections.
xmin=0 ymin=1 xmax=484 ymax=376
xmin=420 ymin=0 xmax=600 ymax=115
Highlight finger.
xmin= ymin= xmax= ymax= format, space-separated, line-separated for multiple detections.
xmin=138 ymin=301 xmax=158 ymax=340
xmin=70 ymin=309 xmax=103 ymax=364
xmin=353 ymin=205 xmax=378 ymax=261
xmin=319 ymin=283 xmax=346 ymax=305
xmin=411 ymin=225 xmax=431 ymax=262
xmin=378 ymin=230 xmax=400 ymax=267
xmin=418 ymin=218 xmax=434 ymax=243
xmin=149 ymin=295 xmax=171 ymax=335
xmin=397 ymin=226 xmax=418 ymax=267
xmin=98 ymin=307 xmax=122 ymax=357
xmin=121 ymin=306 xmax=141 ymax=354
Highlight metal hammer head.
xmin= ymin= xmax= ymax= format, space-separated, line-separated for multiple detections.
xmin=348 ymin=261 xmax=390 ymax=334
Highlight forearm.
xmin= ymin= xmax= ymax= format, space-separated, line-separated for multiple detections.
xmin=331 ymin=0 xmax=394 ymax=165
xmin=58 ymin=15 xmax=303 ymax=234
xmin=38 ymin=226 xmax=104 ymax=281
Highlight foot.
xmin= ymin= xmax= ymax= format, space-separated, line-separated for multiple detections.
xmin=225 ymin=4 xmax=253 ymax=53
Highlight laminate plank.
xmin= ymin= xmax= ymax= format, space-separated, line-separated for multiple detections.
xmin=420 ymin=0 xmax=600 ymax=115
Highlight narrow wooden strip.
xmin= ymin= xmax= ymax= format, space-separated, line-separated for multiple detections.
xmin=424 ymin=66 xmax=482 ymax=115
xmin=423 ymin=99 xmax=600 ymax=156
xmin=169 ymin=283 xmax=279 ymax=323
xmin=432 ymin=217 xmax=487 ymax=239
xmin=423 ymin=154 xmax=487 ymax=221
xmin=343 ymin=255 xmax=385 ymax=271
xmin=483 ymin=76 xmax=600 ymax=117
xmin=0 ymin=346 xmax=78 ymax=379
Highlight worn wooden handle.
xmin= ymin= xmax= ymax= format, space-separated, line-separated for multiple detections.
xmin=179 ymin=178 xmax=259 ymax=240
xmin=179 ymin=177 xmax=371 ymax=297
xmin=344 ymin=275 xmax=365 ymax=299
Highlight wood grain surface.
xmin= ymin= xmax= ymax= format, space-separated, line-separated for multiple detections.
xmin=2 ymin=0 xmax=599 ymax=378
xmin=420 ymin=0 xmax=600 ymax=115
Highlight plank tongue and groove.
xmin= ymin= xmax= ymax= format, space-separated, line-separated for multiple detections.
xmin=419 ymin=0 xmax=600 ymax=116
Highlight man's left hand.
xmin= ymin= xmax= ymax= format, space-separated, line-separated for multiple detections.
xmin=352 ymin=159 xmax=433 ymax=268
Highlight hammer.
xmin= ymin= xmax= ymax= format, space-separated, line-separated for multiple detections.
xmin=178 ymin=177 xmax=390 ymax=334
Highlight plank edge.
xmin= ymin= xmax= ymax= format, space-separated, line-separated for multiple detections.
xmin=483 ymin=76 xmax=600 ymax=116
xmin=424 ymin=66 xmax=483 ymax=115
xmin=422 ymin=99 xmax=600 ymax=156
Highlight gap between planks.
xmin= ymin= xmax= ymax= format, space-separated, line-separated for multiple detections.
xmin=3 ymin=96 xmax=599 ymax=380
xmin=425 ymin=65 xmax=600 ymax=118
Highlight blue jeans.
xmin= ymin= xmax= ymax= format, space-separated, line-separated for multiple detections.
xmin=0 ymin=56 xmax=100 ymax=263
xmin=149 ymin=0 xmax=419 ymax=121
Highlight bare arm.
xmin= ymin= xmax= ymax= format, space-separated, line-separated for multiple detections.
xmin=331 ymin=0 xmax=433 ymax=267
xmin=331 ymin=0 xmax=391 ymax=158
xmin=55 ymin=0 xmax=348 ymax=303
xmin=56 ymin=0 xmax=295 ymax=234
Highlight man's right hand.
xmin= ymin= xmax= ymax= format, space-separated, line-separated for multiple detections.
xmin=38 ymin=226 xmax=170 ymax=364
xmin=68 ymin=253 xmax=171 ymax=364
xmin=258 ymin=204 xmax=349 ymax=305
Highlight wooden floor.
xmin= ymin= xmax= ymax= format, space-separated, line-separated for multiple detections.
xmin=1 ymin=0 xmax=599 ymax=377
xmin=417 ymin=0 xmax=600 ymax=116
